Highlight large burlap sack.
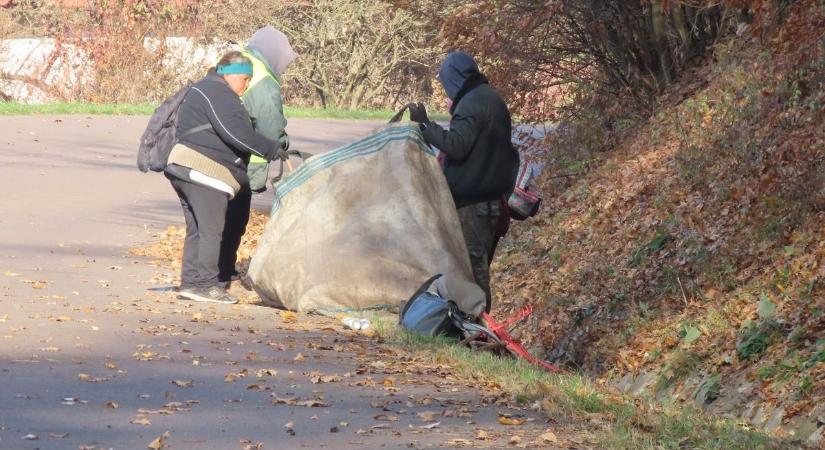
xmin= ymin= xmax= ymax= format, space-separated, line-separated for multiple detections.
xmin=248 ymin=123 xmax=481 ymax=316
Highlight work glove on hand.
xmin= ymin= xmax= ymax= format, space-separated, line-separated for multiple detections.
xmin=408 ymin=102 xmax=430 ymax=126
xmin=274 ymin=148 xmax=289 ymax=162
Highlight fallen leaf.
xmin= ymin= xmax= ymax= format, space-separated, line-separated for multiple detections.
xmin=255 ymin=368 xmax=278 ymax=377
xmin=131 ymin=417 xmax=151 ymax=426
xmin=538 ymin=430 xmax=558 ymax=444
xmin=272 ymin=396 xmax=298 ymax=406
xmin=306 ymin=371 xmax=342 ymax=384
xmin=508 ymin=435 xmax=522 ymax=445
xmin=497 ymin=415 xmax=527 ymax=426
xmin=418 ymin=411 xmax=438 ymax=421
xmin=21 ymin=434 xmax=38 ymax=440
xmin=147 ymin=431 xmax=169 ymax=449
xmin=420 ymin=422 xmax=440 ymax=429
xmin=293 ymin=353 xmax=305 ymax=361
xmin=298 ymin=399 xmax=330 ymax=407
xmin=445 ymin=438 xmax=473 ymax=446
xmin=279 ymin=311 xmax=298 ymax=323
xmin=476 ymin=430 xmax=490 ymax=440
xmin=360 ymin=327 xmax=377 ymax=338
xmin=104 ymin=401 xmax=119 ymax=409
xmin=78 ymin=373 xmax=109 ymax=383
xmin=171 ymin=379 xmax=193 ymax=388
xmin=383 ymin=377 xmax=396 ymax=387
xmin=225 ymin=373 xmax=241 ymax=383
xmin=132 ymin=351 xmax=158 ymax=361
xmin=373 ymin=414 xmax=399 ymax=421
xmin=348 ymin=378 xmax=375 ymax=387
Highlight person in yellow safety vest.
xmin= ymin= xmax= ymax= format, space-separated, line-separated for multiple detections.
xmin=218 ymin=25 xmax=297 ymax=285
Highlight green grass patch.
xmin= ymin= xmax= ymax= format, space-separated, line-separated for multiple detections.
xmin=371 ymin=315 xmax=788 ymax=449
xmin=0 ymin=101 xmax=450 ymax=121
xmin=0 ymin=102 xmax=157 ymax=115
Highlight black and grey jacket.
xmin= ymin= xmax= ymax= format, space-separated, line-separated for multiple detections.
xmin=421 ymin=69 xmax=519 ymax=209
xmin=174 ymin=73 xmax=279 ymax=189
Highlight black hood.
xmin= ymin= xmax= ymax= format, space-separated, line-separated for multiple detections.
xmin=437 ymin=51 xmax=481 ymax=100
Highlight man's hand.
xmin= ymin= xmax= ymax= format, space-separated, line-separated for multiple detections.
xmin=408 ymin=102 xmax=430 ymax=125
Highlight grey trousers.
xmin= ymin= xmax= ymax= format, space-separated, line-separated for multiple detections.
xmin=167 ymin=174 xmax=229 ymax=289
xmin=456 ymin=200 xmax=501 ymax=312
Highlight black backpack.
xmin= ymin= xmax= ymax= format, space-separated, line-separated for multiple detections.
xmin=137 ymin=82 xmax=192 ymax=173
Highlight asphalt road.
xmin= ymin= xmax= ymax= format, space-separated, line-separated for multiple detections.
xmin=0 ymin=116 xmax=562 ymax=449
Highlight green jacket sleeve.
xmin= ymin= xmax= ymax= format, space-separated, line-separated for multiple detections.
xmin=242 ymin=77 xmax=289 ymax=155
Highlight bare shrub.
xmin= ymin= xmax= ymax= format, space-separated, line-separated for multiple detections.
xmin=192 ymin=0 xmax=439 ymax=110
xmin=1 ymin=0 xmax=439 ymax=109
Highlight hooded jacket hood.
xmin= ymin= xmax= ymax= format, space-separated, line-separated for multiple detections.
xmin=437 ymin=51 xmax=481 ymax=100
xmin=247 ymin=25 xmax=297 ymax=76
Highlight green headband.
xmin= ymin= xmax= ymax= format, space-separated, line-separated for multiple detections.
xmin=217 ymin=62 xmax=253 ymax=76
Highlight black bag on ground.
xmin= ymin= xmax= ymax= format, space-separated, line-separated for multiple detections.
xmin=137 ymin=82 xmax=192 ymax=173
xmin=399 ymin=275 xmax=468 ymax=338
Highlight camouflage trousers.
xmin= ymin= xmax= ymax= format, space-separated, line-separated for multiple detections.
xmin=456 ymin=200 xmax=504 ymax=312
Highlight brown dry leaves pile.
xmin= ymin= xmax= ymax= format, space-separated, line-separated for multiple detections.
xmin=131 ymin=210 xmax=269 ymax=272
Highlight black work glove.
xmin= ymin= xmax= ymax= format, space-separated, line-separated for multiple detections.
xmin=276 ymin=149 xmax=289 ymax=162
xmin=408 ymin=102 xmax=430 ymax=125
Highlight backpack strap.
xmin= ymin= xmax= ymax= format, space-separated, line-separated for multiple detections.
xmin=178 ymin=123 xmax=211 ymax=139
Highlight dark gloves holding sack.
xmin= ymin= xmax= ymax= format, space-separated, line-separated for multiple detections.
xmin=275 ymin=148 xmax=290 ymax=162
xmin=407 ymin=102 xmax=430 ymax=127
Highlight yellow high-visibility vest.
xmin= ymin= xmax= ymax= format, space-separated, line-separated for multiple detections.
xmin=241 ymin=50 xmax=281 ymax=164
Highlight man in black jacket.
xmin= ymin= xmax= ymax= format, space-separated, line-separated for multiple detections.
xmin=409 ymin=51 xmax=519 ymax=312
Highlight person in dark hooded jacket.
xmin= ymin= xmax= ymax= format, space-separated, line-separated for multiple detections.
xmin=409 ymin=51 xmax=519 ymax=312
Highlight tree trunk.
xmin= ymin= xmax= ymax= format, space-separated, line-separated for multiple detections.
xmin=650 ymin=0 xmax=673 ymax=88
xmin=671 ymin=5 xmax=694 ymax=65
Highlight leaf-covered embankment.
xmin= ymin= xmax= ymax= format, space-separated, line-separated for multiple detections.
xmin=493 ymin=3 xmax=825 ymax=441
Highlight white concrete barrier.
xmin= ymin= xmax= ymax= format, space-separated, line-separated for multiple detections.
xmin=0 ymin=37 xmax=232 ymax=103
